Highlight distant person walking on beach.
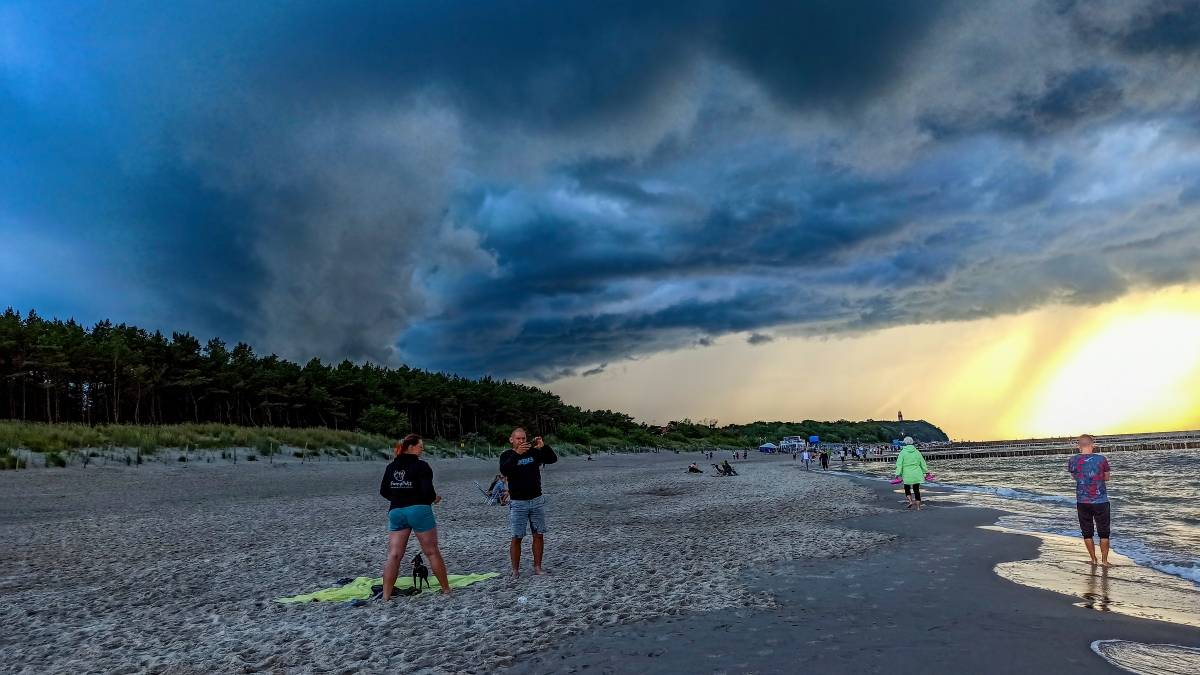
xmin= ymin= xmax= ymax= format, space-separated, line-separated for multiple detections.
xmin=801 ymin=449 xmax=812 ymax=471
xmin=819 ymin=449 xmax=829 ymax=471
xmin=379 ymin=434 xmax=450 ymax=597
xmin=894 ymin=437 xmax=928 ymax=510
xmin=1069 ymin=434 xmax=1112 ymax=566
xmin=500 ymin=427 xmax=558 ymax=577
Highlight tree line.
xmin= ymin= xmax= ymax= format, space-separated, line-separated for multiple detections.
xmin=0 ymin=308 xmax=641 ymax=444
xmin=0 ymin=308 xmax=948 ymax=447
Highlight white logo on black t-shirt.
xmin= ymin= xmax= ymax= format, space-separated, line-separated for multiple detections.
xmin=391 ymin=469 xmax=413 ymax=489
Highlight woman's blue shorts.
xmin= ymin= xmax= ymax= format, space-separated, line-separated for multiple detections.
xmin=388 ymin=505 xmax=436 ymax=533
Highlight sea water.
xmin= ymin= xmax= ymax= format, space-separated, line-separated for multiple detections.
xmin=853 ymin=448 xmax=1200 ymax=588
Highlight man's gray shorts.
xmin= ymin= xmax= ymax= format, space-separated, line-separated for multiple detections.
xmin=508 ymin=495 xmax=548 ymax=538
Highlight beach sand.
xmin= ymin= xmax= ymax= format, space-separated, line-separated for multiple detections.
xmin=6 ymin=455 xmax=1198 ymax=674
xmin=0 ymin=452 xmax=888 ymax=674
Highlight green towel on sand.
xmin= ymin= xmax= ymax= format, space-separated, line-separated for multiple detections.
xmin=275 ymin=573 xmax=499 ymax=604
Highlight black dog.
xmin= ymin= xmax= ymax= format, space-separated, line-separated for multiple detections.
xmin=412 ymin=553 xmax=430 ymax=591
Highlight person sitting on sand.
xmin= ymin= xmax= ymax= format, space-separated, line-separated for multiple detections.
xmin=379 ymin=433 xmax=450 ymax=597
xmin=499 ymin=427 xmax=558 ymax=577
xmin=1069 ymin=434 xmax=1112 ymax=566
xmin=487 ymin=474 xmax=510 ymax=506
xmin=687 ymin=462 xmax=703 ymax=474
xmin=721 ymin=459 xmax=738 ymax=476
xmin=894 ymin=436 xmax=929 ymax=510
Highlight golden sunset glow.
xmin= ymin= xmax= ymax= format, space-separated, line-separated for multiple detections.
xmin=1017 ymin=289 xmax=1200 ymax=438
xmin=545 ymin=285 xmax=1200 ymax=440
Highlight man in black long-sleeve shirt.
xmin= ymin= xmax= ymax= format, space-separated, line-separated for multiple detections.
xmin=499 ymin=427 xmax=557 ymax=577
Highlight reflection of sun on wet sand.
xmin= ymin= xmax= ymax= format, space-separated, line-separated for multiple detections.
xmin=981 ymin=525 xmax=1200 ymax=628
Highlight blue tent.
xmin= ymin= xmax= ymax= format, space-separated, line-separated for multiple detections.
xmin=758 ymin=442 xmax=778 ymax=453
xmin=808 ymin=435 xmax=820 ymax=446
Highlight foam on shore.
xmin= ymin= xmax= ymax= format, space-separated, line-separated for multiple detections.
xmin=1091 ymin=639 xmax=1200 ymax=675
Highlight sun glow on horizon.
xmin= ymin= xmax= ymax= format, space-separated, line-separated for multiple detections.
xmin=543 ymin=285 xmax=1200 ymax=440
xmin=1016 ymin=290 xmax=1200 ymax=438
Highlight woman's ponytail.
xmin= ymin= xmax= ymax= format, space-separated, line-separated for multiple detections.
xmin=395 ymin=433 xmax=421 ymax=456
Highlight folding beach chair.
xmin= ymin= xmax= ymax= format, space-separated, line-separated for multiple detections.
xmin=472 ymin=480 xmax=493 ymax=503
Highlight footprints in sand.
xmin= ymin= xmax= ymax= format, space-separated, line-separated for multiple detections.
xmin=1 ymin=459 xmax=890 ymax=674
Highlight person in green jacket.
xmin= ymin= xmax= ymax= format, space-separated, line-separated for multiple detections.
xmin=895 ymin=436 xmax=929 ymax=510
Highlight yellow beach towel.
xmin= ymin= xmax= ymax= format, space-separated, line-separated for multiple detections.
xmin=276 ymin=573 xmax=500 ymax=604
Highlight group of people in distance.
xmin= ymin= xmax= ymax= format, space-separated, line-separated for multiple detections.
xmin=377 ymin=426 xmax=1113 ymax=599
xmin=377 ymin=426 xmax=556 ymax=598
xmin=685 ymin=459 xmax=738 ymax=475
xmin=797 ymin=447 xmax=835 ymax=470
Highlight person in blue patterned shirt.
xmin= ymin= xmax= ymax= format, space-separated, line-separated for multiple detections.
xmin=1067 ymin=434 xmax=1112 ymax=566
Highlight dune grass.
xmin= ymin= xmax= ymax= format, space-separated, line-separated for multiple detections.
xmin=0 ymin=420 xmax=393 ymax=453
xmin=0 ymin=421 xmax=712 ymax=469
xmin=0 ymin=421 xmax=398 ymax=467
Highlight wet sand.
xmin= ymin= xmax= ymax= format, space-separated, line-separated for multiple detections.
xmin=0 ymin=452 xmax=886 ymax=674
xmin=986 ymin=525 xmax=1200 ymax=629
xmin=508 ymin=477 xmax=1200 ymax=675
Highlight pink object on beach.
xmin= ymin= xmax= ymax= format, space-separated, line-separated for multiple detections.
xmin=925 ymin=473 xmax=936 ymax=481
xmin=889 ymin=477 xmax=903 ymax=484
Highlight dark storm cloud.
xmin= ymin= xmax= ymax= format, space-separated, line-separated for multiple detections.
xmin=260 ymin=1 xmax=704 ymax=128
xmin=1007 ymin=67 xmax=1125 ymax=133
xmin=714 ymin=0 xmax=953 ymax=110
xmin=581 ymin=364 xmax=607 ymax=377
xmin=746 ymin=333 xmax=774 ymax=346
xmin=130 ymin=167 xmax=266 ymax=336
xmin=251 ymin=0 xmax=955 ymax=126
xmin=1107 ymin=1 xmax=1200 ymax=56
xmin=5 ymin=0 xmax=1200 ymax=378
xmin=921 ymin=67 xmax=1126 ymax=139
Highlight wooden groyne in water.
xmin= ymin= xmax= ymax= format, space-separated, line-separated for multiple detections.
xmin=860 ymin=430 xmax=1200 ymax=463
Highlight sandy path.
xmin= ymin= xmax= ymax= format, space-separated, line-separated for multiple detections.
xmin=1 ymin=453 xmax=887 ymax=674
